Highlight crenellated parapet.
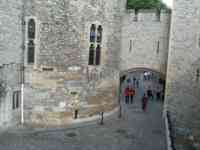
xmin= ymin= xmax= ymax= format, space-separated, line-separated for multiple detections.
xmin=120 ymin=9 xmax=171 ymax=75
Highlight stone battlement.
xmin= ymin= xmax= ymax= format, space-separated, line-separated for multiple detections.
xmin=125 ymin=9 xmax=171 ymax=22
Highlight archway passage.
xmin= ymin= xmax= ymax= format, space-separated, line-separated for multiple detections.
xmin=119 ymin=68 xmax=167 ymax=149
xmin=120 ymin=68 xmax=166 ymax=105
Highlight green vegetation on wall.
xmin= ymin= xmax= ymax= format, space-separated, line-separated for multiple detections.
xmin=127 ymin=0 xmax=168 ymax=10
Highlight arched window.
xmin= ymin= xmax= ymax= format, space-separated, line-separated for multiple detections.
xmin=88 ymin=24 xmax=103 ymax=66
xmin=28 ymin=19 xmax=35 ymax=39
xmin=90 ymin=24 xmax=96 ymax=43
xmin=27 ymin=18 xmax=36 ymax=64
xmin=27 ymin=40 xmax=35 ymax=63
xmin=88 ymin=44 xmax=95 ymax=65
xmin=95 ymin=45 xmax=101 ymax=65
xmin=97 ymin=25 xmax=103 ymax=43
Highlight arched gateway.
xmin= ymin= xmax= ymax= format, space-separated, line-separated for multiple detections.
xmin=119 ymin=67 xmax=166 ymax=115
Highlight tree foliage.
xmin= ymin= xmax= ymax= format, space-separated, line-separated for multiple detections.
xmin=127 ymin=0 xmax=168 ymax=10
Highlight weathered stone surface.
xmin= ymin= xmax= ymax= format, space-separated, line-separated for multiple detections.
xmin=0 ymin=0 xmax=22 ymax=64
xmin=0 ymin=1 xmax=199 ymax=150
xmin=120 ymin=9 xmax=170 ymax=74
xmin=0 ymin=64 xmax=21 ymax=127
xmin=165 ymin=0 xmax=200 ymax=148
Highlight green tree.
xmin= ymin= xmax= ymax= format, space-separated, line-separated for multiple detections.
xmin=127 ymin=0 xmax=168 ymax=10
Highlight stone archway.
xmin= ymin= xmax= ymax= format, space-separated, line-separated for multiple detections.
xmin=119 ymin=67 xmax=166 ymax=113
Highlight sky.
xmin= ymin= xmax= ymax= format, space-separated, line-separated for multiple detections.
xmin=162 ymin=0 xmax=173 ymax=8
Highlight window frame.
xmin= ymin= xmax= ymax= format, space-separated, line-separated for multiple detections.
xmin=25 ymin=16 xmax=39 ymax=67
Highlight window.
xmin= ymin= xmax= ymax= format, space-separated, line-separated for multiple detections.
xmin=90 ymin=24 xmax=96 ymax=43
xmin=27 ymin=40 xmax=35 ymax=63
xmin=156 ymin=9 xmax=161 ymax=21
xmin=28 ymin=19 xmax=35 ymax=39
xmin=95 ymin=45 xmax=101 ymax=65
xmin=196 ymin=69 xmax=200 ymax=82
xmin=97 ymin=25 xmax=103 ymax=43
xmin=157 ymin=41 xmax=160 ymax=54
xmin=88 ymin=24 xmax=103 ymax=66
xmin=198 ymin=36 xmax=200 ymax=48
xmin=129 ymin=40 xmax=132 ymax=52
xmin=88 ymin=44 xmax=95 ymax=65
xmin=27 ymin=18 xmax=36 ymax=64
xmin=133 ymin=9 xmax=138 ymax=21
xmin=12 ymin=91 xmax=20 ymax=110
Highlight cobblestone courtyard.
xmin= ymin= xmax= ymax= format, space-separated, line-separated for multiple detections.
xmin=0 ymin=73 xmax=167 ymax=150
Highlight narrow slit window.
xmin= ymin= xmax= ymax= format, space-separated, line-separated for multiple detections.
xmin=28 ymin=19 xmax=36 ymax=39
xmin=95 ymin=45 xmax=101 ymax=65
xmin=134 ymin=9 xmax=138 ymax=21
xmin=129 ymin=40 xmax=132 ymax=52
xmin=28 ymin=40 xmax=35 ymax=63
xmin=12 ymin=91 xmax=20 ymax=110
xmin=88 ymin=44 xmax=95 ymax=65
xmin=198 ymin=36 xmax=200 ymax=48
xmin=157 ymin=41 xmax=160 ymax=54
xmin=156 ymin=9 xmax=161 ymax=21
xmin=196 ymin=69 xmax=200 ymax=82
xmin=90 ymin=24 xmax=96 ymax=43
xmin=97 ymin=25 xmax=103 ymax=43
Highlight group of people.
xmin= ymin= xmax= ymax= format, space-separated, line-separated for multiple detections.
xmin=124 ymin=85 xmax=149 ymax=112
xmin=124 ymin=86 xmax=136 ymax=104
xmin=123 ymin=71 xmax=166 ymax=112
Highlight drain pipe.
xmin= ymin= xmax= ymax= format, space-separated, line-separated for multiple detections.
xmin=21 ymin=82 xmax=24 ymax=124
xmin=20 ymin=0 xmax=26 ymax=125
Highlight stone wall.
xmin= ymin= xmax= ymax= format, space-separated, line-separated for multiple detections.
xmin=0 ymin=64 xmax=21 ymax=127
xmin=0 ymin=0 xmax=22 ymax=127
xmin=0 ymin=0 xmax=22 ymax=64
xmin=23 ymin=0 xmax=121 ymax=125
xmin=120 ymin=9 xmax=171 ymax=74
xmin=165 ymin=0 xmax=200 ymax=149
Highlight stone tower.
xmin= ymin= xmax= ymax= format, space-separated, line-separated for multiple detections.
xmin=22 ymin=0 xmax=122 ymax=125
xmin=165 ymin=0 xmax=200 ymax=145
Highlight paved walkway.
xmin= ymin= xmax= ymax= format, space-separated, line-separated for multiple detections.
xmin=0 ymin=73 xmax=167 ymax=150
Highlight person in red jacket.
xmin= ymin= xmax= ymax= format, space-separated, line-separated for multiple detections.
xmin=124 ymin=86 xmax=130 ymax=104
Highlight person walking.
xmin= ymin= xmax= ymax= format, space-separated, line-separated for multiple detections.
xmin=142 ymin=94 xmax=148 ymax=112
xmin=133 ymin=77 xmax=136 ymax=86
xmin=147 ymin=87 xmax=154 ymax=101
xmin=136 ymin=79 xmax=139 ymax=88
xmin=124 ymin=86 xmax=130 ymax=104
xmin=129 ymin=87 xmax=135 ymax=104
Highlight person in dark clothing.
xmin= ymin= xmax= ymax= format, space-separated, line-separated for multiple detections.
xmin=133 ymin=77 xmax=136 ymax=86
xmin=142 ymin=94 xmax=148 ymax=112
xmin=136 ymin=79 xmax=139 ymax=88
xmin=147 ymin=88 xmax=154 ymax=100
xmin=129 ymin=87 xmax=135 ymax=104
xmin=156 ymin=91 xmax=161 ymax=100
xmin=124 ymin=86 xmax=130 ymax=104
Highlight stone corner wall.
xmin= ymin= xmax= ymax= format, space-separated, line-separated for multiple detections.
xmin=0 ymin=63 xmax=21 ymax=127
xmin=165 ymin=0 xmax=200 ymax=149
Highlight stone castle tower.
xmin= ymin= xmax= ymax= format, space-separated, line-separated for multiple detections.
xmin=0 ymin=0 xmax=199 ymax=146
xmin=165 ymin=0 xmax=200 ymax=145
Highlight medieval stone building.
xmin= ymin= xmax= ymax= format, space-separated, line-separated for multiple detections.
xmin=0 ymin=0 xmax=199 ymax=148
